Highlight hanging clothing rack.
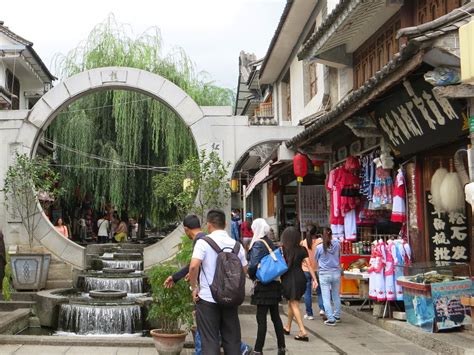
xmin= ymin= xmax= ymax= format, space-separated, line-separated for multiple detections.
xmin=331 ymin=144 xmax=380 ymax=167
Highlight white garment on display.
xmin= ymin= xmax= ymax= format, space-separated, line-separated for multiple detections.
xmin=344 ymin=209 xmax=357 ymax=240
xmin=331 ymin=224 xmax=344 ymax=240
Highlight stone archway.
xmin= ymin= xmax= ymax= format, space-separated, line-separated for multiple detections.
xmin=8 ymin=66 xmax=303 ymax=270
xmin=13 ymin=67 xmax=207 ymax=270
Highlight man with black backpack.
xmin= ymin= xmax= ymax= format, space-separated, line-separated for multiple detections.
xmin=189 ymin=209 xmax=247 ymax=355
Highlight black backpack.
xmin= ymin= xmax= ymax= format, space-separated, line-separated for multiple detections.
xmin=202 ymin=236 xmax=246 ymax=307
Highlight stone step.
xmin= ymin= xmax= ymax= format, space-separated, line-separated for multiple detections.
xmin=0 ymin=308 xmax=31 ymax=334
xmin=45 ymin=279 xmax=73 ymax=289
xmin=0 ymin=300 xmax=35 ymax=310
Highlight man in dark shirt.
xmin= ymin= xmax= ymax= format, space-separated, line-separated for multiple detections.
xmin=164 ymin=214 xmax=204 ymax=288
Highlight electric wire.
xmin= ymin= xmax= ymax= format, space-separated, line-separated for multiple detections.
xmin=43 ymin=137 xmax=176 ymax=171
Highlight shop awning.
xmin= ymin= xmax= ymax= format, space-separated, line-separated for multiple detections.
xmin=244 ymin=161 xmax=272 ymax=198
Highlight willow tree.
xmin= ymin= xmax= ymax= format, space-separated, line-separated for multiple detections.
xmin=46 ymin=15 xmax=234 ymax=226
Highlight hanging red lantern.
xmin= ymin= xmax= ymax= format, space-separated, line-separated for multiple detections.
xmin=311 ymin=159 xmax=325 ymax=173
xmin=293 ymin=153 xmax=308 ymax=183
xmin=272 ymin=180 xmax=280 ymax=194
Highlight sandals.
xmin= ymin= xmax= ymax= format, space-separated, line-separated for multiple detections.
xmin=283 ymin=327 xmax=290 ymax=335
xmin=294 ymin=334 xmax=309 ymax=342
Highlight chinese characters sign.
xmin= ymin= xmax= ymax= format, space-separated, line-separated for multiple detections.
xmin=426 ymin=192 xmax=470 ymax=263
xmin=299 ymin=185 xmax=328 ymax=232
xmin=371 ymin=77 xmax=466 ymax=157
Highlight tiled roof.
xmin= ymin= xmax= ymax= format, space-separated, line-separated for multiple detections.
xmin=286 ymin=42 xmax=423 ymax=149
xmin=258 ymin=0 xmax=294 ymax=79
xmin=297 ymin=0 xmax=352 ymax=60
xmin=0 ymin=23 xmax=56 ymax=81
xmin=287 ymin=3 xmax=474 ymax=149
xmin=397 ymin=2 xmax=474 ymax=42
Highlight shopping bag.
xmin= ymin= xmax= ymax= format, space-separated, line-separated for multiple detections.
xmin=256 ymin=240 xmax=288 ymax=284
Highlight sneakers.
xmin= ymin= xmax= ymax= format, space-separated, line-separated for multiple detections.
xmin=324 ymin=320 xmax=336 ymax=326
xmin=319 ymin=310 xmax=325 ymax=316
xmin=335 ymin=317 xmax=341 ymax=323
xmin=303 ymin=314 xmax=314 ymax=320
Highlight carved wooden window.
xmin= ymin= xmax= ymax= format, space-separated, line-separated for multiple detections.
xmin=415 ymin=0 xmax=462 ymax=25
xmin=353 ymin=13 xmax=401 ymax=89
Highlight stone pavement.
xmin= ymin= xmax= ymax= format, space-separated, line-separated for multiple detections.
xmin=0 ymin=310 xmax=435 ymax=355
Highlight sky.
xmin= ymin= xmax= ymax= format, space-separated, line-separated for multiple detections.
xmin=1 ymin=0 xmax=286 ymax=90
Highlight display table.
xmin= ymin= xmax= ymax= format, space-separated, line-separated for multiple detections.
xmin=340 ymin=255 xmax=370 ymax=298
xmin=343 ymin=271 xmax=371 ymax=310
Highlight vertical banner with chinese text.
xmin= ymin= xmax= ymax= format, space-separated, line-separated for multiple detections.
xmin=426 ymin=192 xmax=471 ymax=263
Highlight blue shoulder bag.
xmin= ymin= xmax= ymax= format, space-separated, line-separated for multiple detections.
xmin=256 ymin=239 xmax=288 ymax=284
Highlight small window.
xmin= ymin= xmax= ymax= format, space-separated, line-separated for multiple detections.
xmin=309 ymin=62 xmax=317 ymax=99
xmin=6 ymin=69 xmax=20 ymax=109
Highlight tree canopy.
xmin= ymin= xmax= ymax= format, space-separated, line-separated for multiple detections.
xmin=45 ymin=15 xmax=234 ymax=225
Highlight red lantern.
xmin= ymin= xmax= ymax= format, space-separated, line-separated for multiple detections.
xmin=293 ymin=153 xmax=308 ymax=183
xmin=311 ymin=159 xmax=325 ymax=173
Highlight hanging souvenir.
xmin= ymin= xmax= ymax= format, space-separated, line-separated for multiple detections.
xmin=430 ymin=161 xmax=448 ymax=212
xmin=439 ymin=159 xmax=465 ymax=213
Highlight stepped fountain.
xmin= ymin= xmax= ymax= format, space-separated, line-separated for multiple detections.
xmin=48 ymin=244 xmax=150 ymax=336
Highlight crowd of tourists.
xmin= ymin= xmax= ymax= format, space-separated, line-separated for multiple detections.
xmin=53 ymin=212 xmax=138 ymax=244
xmin=164 ymin=209 xmax=342 ymax=355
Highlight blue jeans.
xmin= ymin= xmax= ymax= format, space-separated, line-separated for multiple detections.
xmin=194 ymin=329 xmax=251 ymax=355
xmin=319 ymin=270 xmax=341 ymax=322
xmin=304 ymin=272 xmax=325 ymax=316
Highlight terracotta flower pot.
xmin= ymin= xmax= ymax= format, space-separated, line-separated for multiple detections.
xmin=150 ymin=329 xmax=187 ymax=355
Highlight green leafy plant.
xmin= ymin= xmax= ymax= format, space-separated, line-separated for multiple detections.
xmin=147 ymin=264 xmax=193 ymax=334
xmin=2 ymin=254 xmax=12 ymax=301
xmin=3 ymin=153 xmax=63 ymax=247
xmin=175 ymin=235 xmax=193 ymax=267
xmin=153 ymin=144 xmax=231 ymax=223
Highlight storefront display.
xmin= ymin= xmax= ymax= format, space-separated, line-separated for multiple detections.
xmin=396 ymin=262 xmax=472 ymax=332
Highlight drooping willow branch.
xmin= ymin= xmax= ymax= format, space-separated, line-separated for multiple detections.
xmin=45 ymin=15 xmax=234 ymax=226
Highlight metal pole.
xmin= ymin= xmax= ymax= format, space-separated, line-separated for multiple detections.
xmin=242 ymin=185 xmax=247 ymax=220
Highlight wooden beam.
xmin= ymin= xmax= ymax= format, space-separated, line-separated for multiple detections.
xmin=433 ymin=84 xmax=474 ymax=98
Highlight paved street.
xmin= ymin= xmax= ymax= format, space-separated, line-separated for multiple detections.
xmin=0 ymin=309 xmax=435 ymax=355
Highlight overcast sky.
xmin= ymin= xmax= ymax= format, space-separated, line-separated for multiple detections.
xmin=2 ymin=0 xmax=285 ymax=90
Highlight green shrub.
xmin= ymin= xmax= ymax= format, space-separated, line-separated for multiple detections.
xmin=147 ymin=264 xmax=193 ymax=334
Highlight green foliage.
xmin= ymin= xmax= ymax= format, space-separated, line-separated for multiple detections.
xmin=175 ymin=235 xmax=193 ymax=267
xmin=3 ymin=154 xmax=63 ymax=247
xmin=147 ymin=264 xmax=193 ymax=333
xmin=2 ymin=254 xmax=12 ymax=301
xmin=46 ymin=15 xmax=234 ymax=224
xmin=153 ymin=144 xmax=231 ymax=223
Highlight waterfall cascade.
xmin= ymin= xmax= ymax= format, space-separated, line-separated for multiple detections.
xmin=58 ymin=303 xmax=142 ymax=335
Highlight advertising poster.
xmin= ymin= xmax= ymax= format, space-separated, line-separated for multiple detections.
xmin=431 ymin=280 xmax=472 ymax=331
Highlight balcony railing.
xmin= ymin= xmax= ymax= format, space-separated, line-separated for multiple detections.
xmin=250 ymin=102 xmax=276 ymax=126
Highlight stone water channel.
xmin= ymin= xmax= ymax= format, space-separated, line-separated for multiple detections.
xmin=33 ymin=244 xmax=151 ymax=336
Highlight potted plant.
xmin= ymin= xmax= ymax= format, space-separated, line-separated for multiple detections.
xmin=148 ymin=264 xmax=193 ymax=355
xmin=3 ymin=153 xmax=62 ymax=290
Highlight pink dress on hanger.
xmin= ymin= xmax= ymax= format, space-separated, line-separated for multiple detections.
xmin=368 ymin=241 xmax=386 ymax=301
xmin=391 ymin=169 xmax=406 ymax=223
xmin=384 ymin=242 xmax=395 ymax=301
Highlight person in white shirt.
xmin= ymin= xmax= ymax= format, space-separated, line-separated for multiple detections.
xmin=189 ymin=209 xmax=248 ymax=355
xmin=97 ymin=214 xmax=110 ymax=244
